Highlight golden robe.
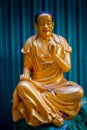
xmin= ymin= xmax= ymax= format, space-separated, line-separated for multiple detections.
xmin=12 ymin=34 xmax=84 ymax=127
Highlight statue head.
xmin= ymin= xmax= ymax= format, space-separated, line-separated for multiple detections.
xmin=35 ymin=11 xmax=54 ymax=37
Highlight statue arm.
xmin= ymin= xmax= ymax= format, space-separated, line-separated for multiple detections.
xmin=54 ymin=52 xmax=71 ymax=72
xmin=49 ymin=42 xmax=71 ymax=72
xmin=20 ymin=54 xmax=32 ymax=81
xmin=53 ymin=36 xmax=71 ymax=72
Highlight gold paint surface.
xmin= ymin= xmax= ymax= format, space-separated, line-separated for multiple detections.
xmin=12 ymin=14 xmax=84 ymax=127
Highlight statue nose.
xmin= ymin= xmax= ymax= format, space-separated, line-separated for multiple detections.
xmin=44 ymin=24 xmax=48 ymax=28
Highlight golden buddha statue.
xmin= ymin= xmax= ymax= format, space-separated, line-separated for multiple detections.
xmin=12 ymin=11 xmax=84 ymax=127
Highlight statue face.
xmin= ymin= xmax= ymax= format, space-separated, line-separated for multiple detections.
xmin=36 ymin=14 xmax=54 ymax=37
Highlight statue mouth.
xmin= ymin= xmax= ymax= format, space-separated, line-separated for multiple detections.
xmin=43 ymin=30 xmax=50 ymax=32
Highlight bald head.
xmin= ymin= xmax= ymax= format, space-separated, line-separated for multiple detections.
xmin=35 ymin=11 xmax=53 ymax=23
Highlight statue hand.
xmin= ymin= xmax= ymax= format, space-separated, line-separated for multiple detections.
xmin=48 ymin=44 xmax=56 ymax=57
xmin=57 ymin=45 xmax=65 ymax=58
xmin=20 ymin=74 xmax=30 ymax=81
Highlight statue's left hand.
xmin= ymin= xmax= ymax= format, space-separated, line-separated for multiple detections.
xmin=57 ymin=45 xmax=65 ymax=58
xmin=48 ymin=44 xmax=56 ymax=57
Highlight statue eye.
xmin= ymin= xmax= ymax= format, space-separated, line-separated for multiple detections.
xmin=48 ymin=21 xmax=52 ymax=25
xmin=38 ymin=22 xmax=44 ymax=26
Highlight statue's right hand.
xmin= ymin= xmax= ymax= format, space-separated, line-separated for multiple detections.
xmin=20 ymin=74 xmax=30 ymax=81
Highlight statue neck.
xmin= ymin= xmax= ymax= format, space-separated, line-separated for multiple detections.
xmin=38 ymin=34 xmax=51 ymax=43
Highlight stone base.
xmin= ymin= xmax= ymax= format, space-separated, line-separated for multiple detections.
xmin=14 ymin=121 xmax=69 ymax=130
xmin=13 ymin=96 xmax=87 ymax=130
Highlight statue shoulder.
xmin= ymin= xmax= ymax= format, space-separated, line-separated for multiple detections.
xmin=21 ymin=34 xmax=37 ymax=54
xmin=56 ymin=35 xmax=72 ymax=53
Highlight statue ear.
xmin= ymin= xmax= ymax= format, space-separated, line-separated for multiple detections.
xmin=52 ymin=21 xmax=54 ymax=30
xmin=35 ymin=24 xmax=38 ymax=32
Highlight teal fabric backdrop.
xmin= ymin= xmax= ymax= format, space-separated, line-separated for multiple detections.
xmin=0 ymin=0 xmax=87 ymax=130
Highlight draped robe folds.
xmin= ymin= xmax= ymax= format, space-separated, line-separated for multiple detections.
xmin=12 ymin=34 xmax=84 ymax=127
